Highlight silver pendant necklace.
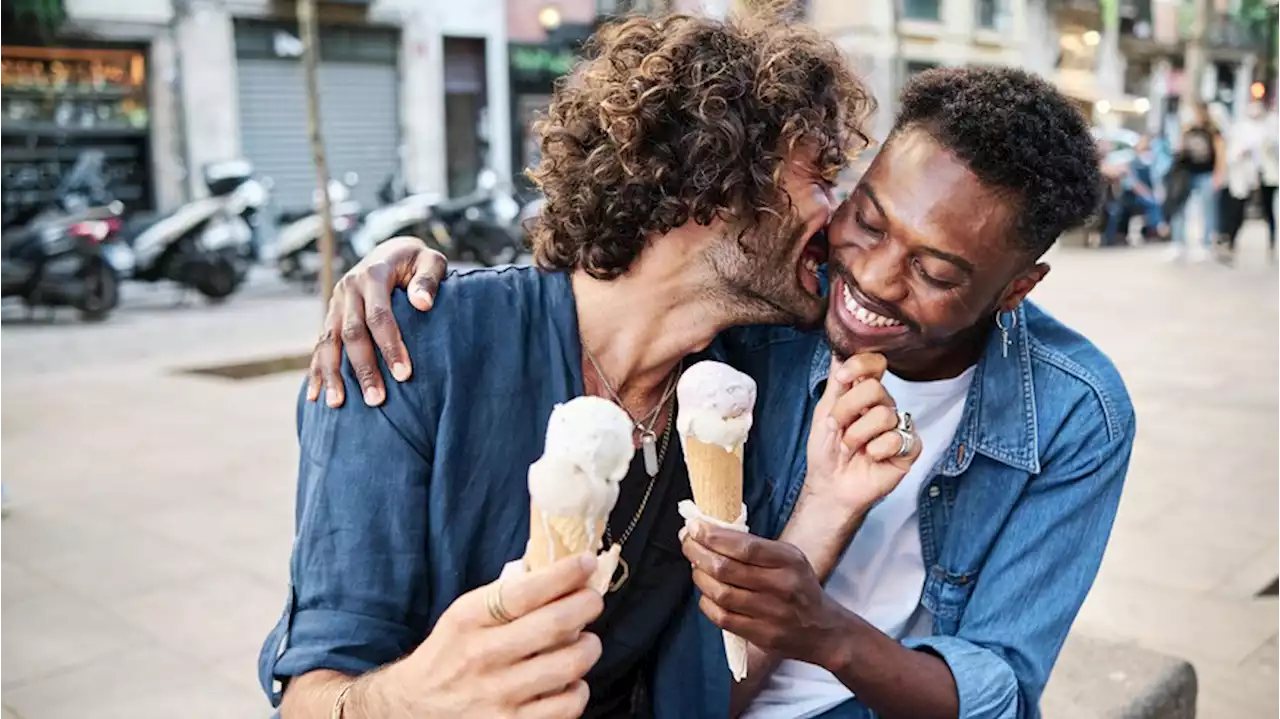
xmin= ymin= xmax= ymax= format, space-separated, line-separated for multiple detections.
xmin=582 ymin=348 xmax=681 ymax=477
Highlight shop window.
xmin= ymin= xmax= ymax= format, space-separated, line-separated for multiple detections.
xmin=975 ymin=0 xmax=1001 ymax=30
xmin=903 ymin=0 xmax=941 ymax=22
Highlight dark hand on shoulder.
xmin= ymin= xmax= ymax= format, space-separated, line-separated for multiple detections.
xmin=306 ymin=236 xmax=449 ymax=408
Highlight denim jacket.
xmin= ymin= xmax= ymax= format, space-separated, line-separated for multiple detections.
xmin=261 ymin=265 xmax=1133 ymax=719
xmin=651 ymin=302 xmax=1136 ymax=719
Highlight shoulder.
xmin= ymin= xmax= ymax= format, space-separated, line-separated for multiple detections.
xmin=1022 ymin=302 xmax=1135 ymax=449
xmin=396 ymin=266 xmax=569 ymax=353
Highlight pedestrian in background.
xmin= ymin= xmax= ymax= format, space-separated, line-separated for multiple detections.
xmin=1217 ymin=101 xmax=1274 ymax=264
xmin=1166 ymin=102 xmax=1225 ymax=262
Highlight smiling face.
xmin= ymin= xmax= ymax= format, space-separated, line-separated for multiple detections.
xmin=823 ymin=129 xmax=1048 ymax=380
xmin=704 ymin=152 xmax=836 ymax=330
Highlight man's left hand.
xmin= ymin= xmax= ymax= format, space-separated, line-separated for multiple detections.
xmin=681 ymin=521 xmax=847 ymax=670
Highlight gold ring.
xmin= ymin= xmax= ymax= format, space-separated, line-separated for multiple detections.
xmin=486 ymin=579 xmax=516 ymax=624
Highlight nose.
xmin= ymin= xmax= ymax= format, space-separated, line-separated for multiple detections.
xmin=856 ymin=239 xmax=909 ymax=304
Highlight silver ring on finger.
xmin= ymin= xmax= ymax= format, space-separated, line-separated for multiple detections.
xmin=485 ymin=579 xmax=516 ymax=624
xmin=895 ymin=410 xmax=914 ymax=433
xmin=894 ymin=428 xmax=916 ymax=458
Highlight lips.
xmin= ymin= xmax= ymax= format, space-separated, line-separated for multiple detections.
xmin=841 ymin=283 xmax=902 ymax=327
xmin=796 ymin=229 xmax=829 ymax=297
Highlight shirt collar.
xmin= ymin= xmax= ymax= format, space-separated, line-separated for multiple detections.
xmin=807 ymin=303 xmax=1041 ymax=475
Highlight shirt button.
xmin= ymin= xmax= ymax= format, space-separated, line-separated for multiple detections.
xmin=928 ymin=485 xmax=941 ymax=498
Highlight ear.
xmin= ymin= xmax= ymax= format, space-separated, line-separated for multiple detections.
xmin=998 ymin=262 xmax=1049 ymax=313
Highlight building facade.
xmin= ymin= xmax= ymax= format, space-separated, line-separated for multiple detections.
xmin=808 ymin=0 xmax=1029 ymax=140
xmin=3 ymin=0 xmax=511 ymax=215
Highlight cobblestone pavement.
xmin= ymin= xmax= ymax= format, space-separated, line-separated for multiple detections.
xmin=1 ymin=229 xmax=1275 ymax=717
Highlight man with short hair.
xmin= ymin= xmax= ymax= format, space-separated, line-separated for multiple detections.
xmin=260 ymin=11 xmax=912 ymax=719
xmin=316 ymin=65 xmax=1132 ymax=719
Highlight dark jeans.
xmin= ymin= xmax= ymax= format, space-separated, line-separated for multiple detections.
xmin=1104 ymin=191 xmax=1163 ymax=245
xmin=1220 ymin=184 xmax=1278 ymax=250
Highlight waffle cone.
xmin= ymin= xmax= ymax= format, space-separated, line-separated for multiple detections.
xmin=526 ymin=501 xmax=602 ymax=570
xmin=682 ymin=437 xmax=744 ymax=523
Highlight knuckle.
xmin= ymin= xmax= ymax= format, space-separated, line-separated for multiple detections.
xmin=365 ymin=303 xmax=395 ymax=331
xmin=709 ymin=555 xmax=732 ymax=578
xmin=871 ymin=404 xmax=897 ymax=428
xmin=315 ymin=328 xmax=338 ymax=349
xmin=339 ymin=322 xmax=365 ymax=344
xmin=571 ymin=681 xmax=591 ymax=712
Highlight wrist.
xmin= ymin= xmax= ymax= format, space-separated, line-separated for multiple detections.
xmin=813 ymin=596 xmax=860 ymax=674
xmin=796 ymin=484 xmax=875 ymax=528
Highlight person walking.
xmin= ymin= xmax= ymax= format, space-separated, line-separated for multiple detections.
xmin=1218 ymin=102 xmax=1280 ymax=264
xmin=1167 ymin=102 xmax=1226 ymax=262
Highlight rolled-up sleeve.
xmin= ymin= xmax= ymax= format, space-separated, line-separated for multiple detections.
xmin=258 ymin=356 xmax=435 ymax=706
xmin=903 ymin=412 xmax=1135 ymax=719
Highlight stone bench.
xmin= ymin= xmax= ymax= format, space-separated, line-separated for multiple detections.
xmin=1042 ymin=633 xmax=1197 ymax=718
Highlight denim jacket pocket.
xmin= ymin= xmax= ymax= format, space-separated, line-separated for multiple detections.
xmin=921 ymin=566 xmax=979 ymax=636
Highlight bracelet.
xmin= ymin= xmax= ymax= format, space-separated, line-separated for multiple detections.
xmin=331 ymin=679 xmax=357 ymax=719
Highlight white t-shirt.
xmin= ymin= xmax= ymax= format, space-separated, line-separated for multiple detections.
xmin=745 ymin=366 xmax=976 ymax=719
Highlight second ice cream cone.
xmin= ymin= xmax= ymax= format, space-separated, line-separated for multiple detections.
xmin=683 ymin=437 xmax=745 ymax=523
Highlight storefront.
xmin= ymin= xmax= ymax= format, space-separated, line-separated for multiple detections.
xmin=1 ymin=42 xmax=153 ymax=219
xmin=507 ymin=23 xmax=590 ymax=195
xmin=232 ymin=20 xmax=401 ymax=211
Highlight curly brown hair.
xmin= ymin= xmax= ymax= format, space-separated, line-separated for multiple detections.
xmin=526 ymin=9 xmax=875 ymax=279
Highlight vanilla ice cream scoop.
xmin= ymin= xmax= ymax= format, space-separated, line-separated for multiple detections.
xmin=543 ymin=395 xmax=634 ymax=480
xmin=676 ymin=361 xmax=757 ymax=452
xmin=529 ymin=396 xmax=634 ymax=518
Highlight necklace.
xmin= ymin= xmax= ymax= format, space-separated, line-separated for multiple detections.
xmin=582 ymin=348 xmax=681 ymax=477
xmin=601 ymin=405 xmax=674 ymax=593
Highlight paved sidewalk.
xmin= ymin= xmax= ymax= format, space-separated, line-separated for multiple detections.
xmin=1 ymin=225 xmax=1276 ymax=718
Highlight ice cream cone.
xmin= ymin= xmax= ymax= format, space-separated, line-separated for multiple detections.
xmin=525 ymin=502 xmax=619 ymax=594
xmin=675 ymin=361 xmax=757 ymax=682
xmin=682 ymin=437 xmax=745 ymax=523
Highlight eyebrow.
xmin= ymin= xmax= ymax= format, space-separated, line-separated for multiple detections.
xmin=862 ymin=185 xmax=977 ymax=276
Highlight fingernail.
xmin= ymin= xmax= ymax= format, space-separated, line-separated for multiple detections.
xmin=306 ymin=385 xmax=319 ymax=401
xmin=326 ymin=388 xmax=342 ymax=407
xmin=363 ymin=386 xmax=384 ymax=406
xmin=391 ymin=362 xmax=411 ymax=382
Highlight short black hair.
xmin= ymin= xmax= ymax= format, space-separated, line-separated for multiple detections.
xmin=891 ymin=66 xmax=1102 ymax=257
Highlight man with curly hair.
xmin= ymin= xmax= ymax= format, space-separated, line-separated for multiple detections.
xmin=308 ymin=60 xmax=1135 ymax=718
xmin=259 ymin=11 xmax=909 ymax=719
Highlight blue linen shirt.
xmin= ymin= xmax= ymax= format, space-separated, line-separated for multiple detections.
xmin=260 ymin=267 xmax=1134 ymax=719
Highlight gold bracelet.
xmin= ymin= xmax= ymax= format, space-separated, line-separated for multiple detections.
xmin=331 ymin=679 xmax=357 ymax=719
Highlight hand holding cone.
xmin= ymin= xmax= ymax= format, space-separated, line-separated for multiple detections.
xmin=676 ymin=361 xmax=757 ymax=681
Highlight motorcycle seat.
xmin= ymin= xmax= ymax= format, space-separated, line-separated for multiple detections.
xmin=116 ymin=213 xmax=171 ymax=246
xmin=278 ymin=208 xmax=314 ymax=225
xmin=431 ymin=196 xmax=482 ymax=219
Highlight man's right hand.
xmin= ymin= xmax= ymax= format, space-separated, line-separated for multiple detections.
xmin=312 ymin=553 xmax=605 ymax=719
xmin=307 ymin=236 xmax=449 ymax=408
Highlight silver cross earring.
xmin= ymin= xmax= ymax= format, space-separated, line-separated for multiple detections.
xmin=995 ymin=309 xmax=1017 ymax=358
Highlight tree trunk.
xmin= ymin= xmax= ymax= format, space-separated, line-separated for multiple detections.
xmin=1184 ymin=0 xmax=1212 ymax=106
xmin=298 ymin=0 xmax=336 ymax=307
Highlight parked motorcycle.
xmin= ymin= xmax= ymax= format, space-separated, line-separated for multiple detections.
xmin=113 ymin=159 xmax=265 ymax=301
xmin=426 ymin=169 xmax=524 ymax=267
xmin=348 ymin=171 xmax=446 ymax=258
xmin=1 ymin=153 xmax=126 ymax=322
xmin=275 ymin=173 xmax=363 ymax=289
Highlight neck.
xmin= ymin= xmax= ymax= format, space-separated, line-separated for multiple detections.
xmin=886 ymin=324 xmax=991 ymax=382
xmin=573 ymin=234 xmax=734 ymax=404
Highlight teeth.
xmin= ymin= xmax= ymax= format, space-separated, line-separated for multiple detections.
xmin=801 ymin=257 xmax=818 ymax=274
xmin=842 ymin=283 xmax=901 ymax=328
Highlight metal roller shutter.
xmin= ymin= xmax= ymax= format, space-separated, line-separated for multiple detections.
xmin=236 ymin=33 xmax=400 ymax=211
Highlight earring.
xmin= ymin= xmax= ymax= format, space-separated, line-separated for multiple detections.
xmin=995 ymin=309 xmax=1018 ymax=358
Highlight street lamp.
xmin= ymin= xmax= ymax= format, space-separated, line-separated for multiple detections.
xmin=538 ymin=5 xmax=563 ymax=32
